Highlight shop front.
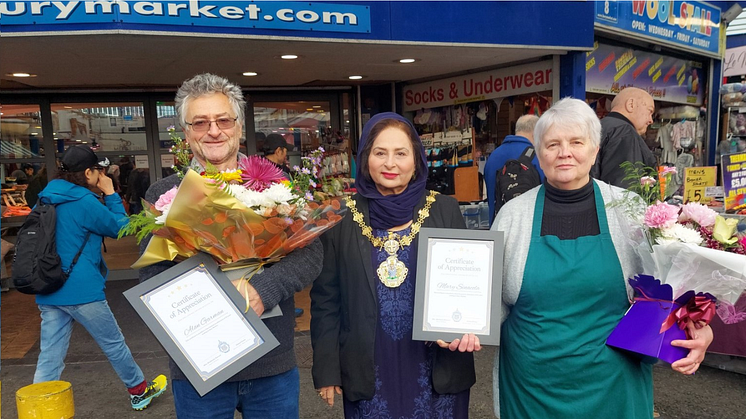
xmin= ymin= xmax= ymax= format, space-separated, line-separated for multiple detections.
xmin=591 ymin=0 xmax=725 ymax=173
xmin=1 ymin=1 xmax=596 ymax=276
xmin=401 ymin=60 xmax=557 ymax=205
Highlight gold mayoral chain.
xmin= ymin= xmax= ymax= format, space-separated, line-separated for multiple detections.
xmin=346 ymin=191 xmax=438 ymax=288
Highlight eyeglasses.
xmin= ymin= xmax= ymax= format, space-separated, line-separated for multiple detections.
xmin=186 ymin=117 xmax=238 ymax=132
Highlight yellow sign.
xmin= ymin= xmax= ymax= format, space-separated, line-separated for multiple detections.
xmin=684 ymin=166 xmax=717 ymax=203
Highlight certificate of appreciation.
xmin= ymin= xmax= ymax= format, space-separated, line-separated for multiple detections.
xmin=125 ymin=253 xmax=279 ymax=396
xmin=143 ymin=265 xmax=261 ymax=380
xmin=413 ymin=228 xmax=503 ymax=345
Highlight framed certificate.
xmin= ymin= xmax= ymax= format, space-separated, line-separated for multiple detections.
xmin=124 ymin=253 xmax=279 ymax=396
xmin=412 ymin=228 xmax=503 ymax=346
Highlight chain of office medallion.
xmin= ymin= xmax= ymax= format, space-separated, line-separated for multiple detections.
xmin=345 ymin=190 xmax=438 ymax=248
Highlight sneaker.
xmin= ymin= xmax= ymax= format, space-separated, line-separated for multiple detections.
xmin=130 ymin=375 xmax=167 ymax=411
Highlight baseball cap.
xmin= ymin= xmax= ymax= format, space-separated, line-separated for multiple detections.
xmin=263 ymin=134 xmax=292 ymax=154
xmin=60 ymin=145 xmax=110 ymax=172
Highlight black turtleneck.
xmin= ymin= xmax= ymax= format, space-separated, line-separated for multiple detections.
xmin=540 ymin=180 xmax=600 ymax=239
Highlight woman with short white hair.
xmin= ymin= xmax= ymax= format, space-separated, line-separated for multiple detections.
xmin=492 ymin=98 xmax=713 ymax=418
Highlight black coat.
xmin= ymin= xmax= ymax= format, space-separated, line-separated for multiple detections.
xmin=310 ymin=191 xmax=476 ymax=402
xmin=592 ymin=112 xmax=657 ymax=188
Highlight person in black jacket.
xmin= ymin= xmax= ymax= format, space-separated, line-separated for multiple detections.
xmin=311 ymin=112 xmax=478 ymax=418
xmin=591 ymin=87 xmax=657 ymax=188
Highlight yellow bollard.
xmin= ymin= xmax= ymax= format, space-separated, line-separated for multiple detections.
xmin=16 ymin=381 xmax=75 ymax=419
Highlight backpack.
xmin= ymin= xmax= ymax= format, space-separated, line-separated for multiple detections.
xmin=11 ymin=199 xmax=90 ymax=295
xmin=494 ymin=146 xmax=541 ymax=217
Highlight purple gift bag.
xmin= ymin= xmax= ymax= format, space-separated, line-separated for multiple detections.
xmin=606 ymin=275 xmax=689 ymax=364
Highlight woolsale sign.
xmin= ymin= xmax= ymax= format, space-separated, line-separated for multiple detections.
xmin=402 ymin=61 xmax=553 ymax=112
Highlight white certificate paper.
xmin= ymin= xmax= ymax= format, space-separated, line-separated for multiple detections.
xmin=423 ymin=238 xmax=493 ymax=335
xmin=142 ymin=265 xmax=263 ymax=381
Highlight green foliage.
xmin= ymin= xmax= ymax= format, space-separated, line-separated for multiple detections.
xmin=117 ymin=202 xmax=160 ymax=243
xmin=620 ymin=161 xmax=676 ymax=206
xmin=168 ymin=126 xmax=191 ymax=179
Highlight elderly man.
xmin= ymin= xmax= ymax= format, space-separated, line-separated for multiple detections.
xmin=484 ymin=114 xmax=544 ymax=222
xmin=139 ymin=73 xmax=323 ymax=419
xmin=591 ymin=87 xmax=657 ymax=188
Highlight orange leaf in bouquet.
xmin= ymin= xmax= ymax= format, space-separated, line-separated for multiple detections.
xmin=256 ymin=234 xmax=285 ymax=258
xmin=228 ymin=230 xmax=256 ymax=259
xmin=222 ymin=225 xmax=236 ymax=238
xmin=215 ymin=212 xmax=229 ymax=223
xmin=290 ymin=219 xmax=304 ymax=234
xmin=241 ymin=221 xmax=264 ymax=237
xmin=263 ymin=217 xmax=290 ymax=235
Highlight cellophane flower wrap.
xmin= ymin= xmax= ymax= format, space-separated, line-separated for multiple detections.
xmin=121 ymin=145 xmax=346 ymax=308
xmin=607 ymin=163 xmax=746 ymax=363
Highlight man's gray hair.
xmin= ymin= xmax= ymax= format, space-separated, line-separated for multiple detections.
xmin=174 ymin=73 xmax=246 ymax=129
xmin=533 ymin=98 xmax=601 ymax=149
xmin=515 ymin=114 xmax=539 ymax=135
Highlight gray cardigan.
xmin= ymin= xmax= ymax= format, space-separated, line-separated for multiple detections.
xmin=490 ymin=179 xmax=643 ymax=416
xmin=139 ymin=173 xmax=323 ymax=383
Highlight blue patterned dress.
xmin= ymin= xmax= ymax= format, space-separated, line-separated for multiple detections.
xmin=343 ymin=227 xmax=470 ymax=419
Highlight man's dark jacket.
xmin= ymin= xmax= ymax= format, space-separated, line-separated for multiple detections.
xmin=310 ymin=191 xmax=476 ymax=402
xmin=592 ymin=112 xmax=656 ymax=188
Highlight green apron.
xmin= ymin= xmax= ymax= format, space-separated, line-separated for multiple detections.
xmin=499 ymin=184 xmax=652 ymax=419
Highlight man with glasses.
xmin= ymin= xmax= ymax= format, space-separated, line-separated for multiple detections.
xmin=139 ymin=73 xmax=323 ymax=418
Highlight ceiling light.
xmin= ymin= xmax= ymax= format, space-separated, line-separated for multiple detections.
xmin=348 ymin=75 xmax=363 ymax=80
xmin=399 ymin=58 xmax=417 ymax=64
xmin=242 ymin=72 xmax=258 ymax=76
xmin=30 ymin=132 xmax=38 ymax=135
xmin=312 ymin=105 xmax=321 ymax=108
xmin=306 ymin=108 xmax=314 ymax=111
xmin=281 ymin=54 xmax=298 ymax=60
xmin=9 ymin=72 xmax=34 ymax=77
xmin=64 ymin=106 xmax=73 ymax=109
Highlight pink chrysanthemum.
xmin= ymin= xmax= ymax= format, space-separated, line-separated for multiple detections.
xmin=238 ymin=155 xmax=284 ymax=192
xmin=678 ymin=202 xmax=717 ymax=228
xmin=155 ymin=186 xmax=179 ymax=212
xmin=644 ymin=201 xmax=680 ymax=229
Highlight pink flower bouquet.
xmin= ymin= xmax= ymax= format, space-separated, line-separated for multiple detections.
xmin=607 ymin=163 xmax=746 ymax=363
xmin=120 ymin=148 xmax=346 ymax=305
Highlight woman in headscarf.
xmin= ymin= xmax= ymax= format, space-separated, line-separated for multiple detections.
xmin=493 ymin=98 xmax=712 ymax=418
xmin=311 ymin=112 xmax=479 ymax=418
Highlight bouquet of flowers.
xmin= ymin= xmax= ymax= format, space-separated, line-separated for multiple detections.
xmin=607 ymin=162 xmax=746 ymax=363
xmin=120 ymin=132 xmax=346 ymax=308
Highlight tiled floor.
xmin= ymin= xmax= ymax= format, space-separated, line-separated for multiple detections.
xmin=1 ymin=289 xmax=40 ymax=359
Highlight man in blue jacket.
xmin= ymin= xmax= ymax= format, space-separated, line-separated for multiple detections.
xmin=484 ymin=114 xmax=545 ymax=223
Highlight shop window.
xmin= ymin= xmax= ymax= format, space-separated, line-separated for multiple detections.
xmin=51 ymin=102 xmax=147 ymax=153
xmin=254 ymin=101 xmax=332 ymax=154
xmin=1 ymin=104 xmax=45 ymax=158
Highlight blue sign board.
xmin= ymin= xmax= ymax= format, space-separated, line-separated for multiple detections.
xmin=0 ymin=1 xmax=595 ymax=49
xmin=594 ymin=0 xmax=721 ymax=57
xmin=0 ymin=1 xmax=371 ymax=33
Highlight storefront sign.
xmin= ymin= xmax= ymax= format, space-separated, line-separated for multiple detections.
xmin=594 ymin=1 xmax=721 ymax=57
xmin=0 ymin=1 xmax=370 ymax=34
xmin=402 ymin=61 xmax=552 ymax=112
xmin=586 ymin=42 xmax=705 ymax=105
xmin=722 ymin=152 xmax=746 ymax=212
xmin=684 ymin=166 xmax=716 ymax=203
xmin=724 ymin=45 xmax=746 ymax=77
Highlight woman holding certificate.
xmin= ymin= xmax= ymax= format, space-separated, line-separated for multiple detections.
xmin=311 ymin=112 xmax=479 ymax=418
xmin=492 ymin=98 xmax=713 ymax=419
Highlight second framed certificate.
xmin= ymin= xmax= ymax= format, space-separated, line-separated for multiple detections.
xmin=412 ymin=228 xmax=503 ymax=346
